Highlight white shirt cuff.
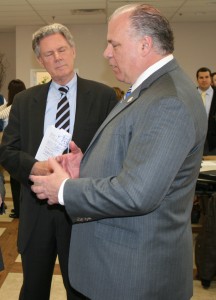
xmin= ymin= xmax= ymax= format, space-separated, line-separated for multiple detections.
xmin=58 ymin=178 xmax=69 ymax=205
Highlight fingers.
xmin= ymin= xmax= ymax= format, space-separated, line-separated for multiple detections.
xmin=55 ymin=156 xmax=62 ymax=163
xmin=47 ymin=199 xmax=56 ymax=205
xmin=35 ymin=192 xmax=47 ymax=200
xmin=47 ymin=157 xmax=58 ymax=170
xmin=48 ymin=157 xmax=65 ymax=172
xmin=30 ymin=174 xmax=47 ymax=195
xmin=30 ymin=177 xmax=50 ymax=201
xmin=69 ymin=141 xmax=76 ymax=151
xmin=69 ymin=141 xmax=82 ymax=154
xmin=30 ymin=176 xmax=44 ymax=193
xmin=30 ymin=174 xmax=41 ymax=184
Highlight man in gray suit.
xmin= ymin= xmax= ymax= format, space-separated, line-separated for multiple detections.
xmin=30 ymin=4 xmax=207 ymax=300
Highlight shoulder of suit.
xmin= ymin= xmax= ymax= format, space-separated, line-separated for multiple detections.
xmin=212 ymin=87 xmax=216 ymax=98
xmin=21 ymin=82 xmax=50 ymax=95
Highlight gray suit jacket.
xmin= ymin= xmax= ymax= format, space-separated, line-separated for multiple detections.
xmin=64 ymin=59 xmax=207 ymax=300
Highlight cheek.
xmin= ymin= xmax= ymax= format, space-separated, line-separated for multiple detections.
xmin=66 ymin=54 xmax=75 ymax=65
xmin=114 ymin=51 xmax=127 ymax=65
xmin=42 ymin=63 xmax=56 ymax=77
xmin=38 ymin=58 xmax=45 ymax=68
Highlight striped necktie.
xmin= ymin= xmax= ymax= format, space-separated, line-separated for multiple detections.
xmin=55 ymin=86 xmax=70 ymax=132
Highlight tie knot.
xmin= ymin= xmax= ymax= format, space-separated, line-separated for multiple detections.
xmin=201 ymin=91 xmax=206 ymax=105
xmin=59 ymin=86 xmax=69 ymax=94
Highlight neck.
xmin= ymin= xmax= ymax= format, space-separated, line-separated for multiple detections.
xmin=53 ymin=71 xmax=75 ymax=86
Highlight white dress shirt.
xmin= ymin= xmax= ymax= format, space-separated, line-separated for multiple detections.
xmin=46 ymin=75 xmax=77 ymax=205
xmin=131 ymin=54 xmax=174 ymax=93
xmin=44 ymin=73 xmax=77 ymax=135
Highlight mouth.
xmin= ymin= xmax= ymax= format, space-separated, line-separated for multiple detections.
xmin=110 ymin=65 xmax=119 ymax=72
xmin=56 ymin=64 xmax=66 ymax=70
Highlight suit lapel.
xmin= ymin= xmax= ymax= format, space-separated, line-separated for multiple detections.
xmin=73 ymin=77 xmax=90 ymax=138
xmin=31 ymin=82 xmax=50 ymax=144
xmin=82 ymin=89 xmax=141 ymax=157
xmin=209 ymin=89 xmax=216 ymax=120
xmin=84 ymin=59 xmax=179 ymax=155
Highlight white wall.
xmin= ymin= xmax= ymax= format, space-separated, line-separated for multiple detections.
xmin=0 ymin=21 xmax=216 ymax=98
xmin=172 ymin=22 xmax=216 ymax=84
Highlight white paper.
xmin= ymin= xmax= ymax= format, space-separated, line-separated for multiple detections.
xmin=200 ymin=160 xmax=216 ymax=172
xmin=35 ymin=125 xmax=72 ymax=161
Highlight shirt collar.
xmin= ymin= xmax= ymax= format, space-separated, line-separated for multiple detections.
xmin=131 ymin=54 xmax=174 ymax=92
xmin=51 ymin=73 xmax=77 ymax=91
xmin=198 ymin=85 xmax=213 ymax=96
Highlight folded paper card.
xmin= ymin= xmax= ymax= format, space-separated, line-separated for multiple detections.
xmin=35 ymin=125 xmax=72 ymax=161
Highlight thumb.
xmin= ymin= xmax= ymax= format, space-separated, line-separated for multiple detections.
xmin=69 ymin=141 xmax=80 ymax=153
xmin=48 ymin=157 xmax=63 ymax=172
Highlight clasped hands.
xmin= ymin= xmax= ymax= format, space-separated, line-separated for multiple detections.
xmin=30 ymin=141 xmax=83 ymax=205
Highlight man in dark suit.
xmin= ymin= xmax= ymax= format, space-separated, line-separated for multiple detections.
xmin=0 ymin=23 xmax=117 ymax=300
xmin=197 ymin=67 xmax=216 ymax=155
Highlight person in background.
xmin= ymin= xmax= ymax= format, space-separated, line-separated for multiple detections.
xmin=29 ymin=4 xmax=207 ymax=300
xmin=113 ymin=86 xmax=125 ymax=100
xmin=0 ymin=79 xmax=26 ymax=218
xmin=211 ymin=72 xmax=216 ymax=88
xmin=0 ymin=23 xmax=117 ymax=300
xmin=197 ymin=67 xmax=216 ymax=155
xmin=0 ymin=171 xmax=5 ymax=214
xmin=0 ymin=79 xmax=26 ymax=128
xmin=0 ymin=247 xmax=4 ymax=272
xmin=0 ymin=53 xmax=6 ymax=272
xmin=0 ymin=94 xmax=5 ymax=132
xmin=0 ymin=53 xmax=7 ymax=133
xmin=0 ymin=171 xmax=5 ymax=272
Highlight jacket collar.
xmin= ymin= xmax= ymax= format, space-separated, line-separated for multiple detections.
xmin=83 ymin=59 xmax=179 ymax=156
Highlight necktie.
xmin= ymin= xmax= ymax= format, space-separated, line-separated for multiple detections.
xmin=201 ymin=91 xmax=206 ymax=106
xmin=124 ymin=86 xmax=132 ymax=99
xmin=55 ymin=86 xmax=70 ymax=132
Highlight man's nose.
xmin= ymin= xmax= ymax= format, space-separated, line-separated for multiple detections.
xmin=53 ymin=51 xmax=61 ymax=60
xmin=103 ymin=44 xmax=112 ymax=59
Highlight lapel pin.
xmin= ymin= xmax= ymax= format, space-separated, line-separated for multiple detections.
xmin=127 ymin=97 xmax=134 ymax=103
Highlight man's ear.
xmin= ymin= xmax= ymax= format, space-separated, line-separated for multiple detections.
xmin=140 ymin=36 xmax=152 ymax=56
xmin=72 ymin=46 xmax=76 ymax=58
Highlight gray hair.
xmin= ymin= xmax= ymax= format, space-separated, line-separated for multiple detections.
xmin=32 ymin=23 xmax=75 ymax=57
xmin=110 ymin=4 xmax=174 ymax=55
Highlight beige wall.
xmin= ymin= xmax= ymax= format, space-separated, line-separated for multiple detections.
xmin=0 ymin=21 xmax=216 ymax=98
xmin=0 ymin=32 xmax=16 ymax=98
xmin=172 ymin=22 xmax=216 ymax=82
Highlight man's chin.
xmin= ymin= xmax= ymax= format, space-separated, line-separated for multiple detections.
xmin=112 ymin=71 xmax=123 ymax=82
xmin=114 ymin=75 xmax=125 ymax=83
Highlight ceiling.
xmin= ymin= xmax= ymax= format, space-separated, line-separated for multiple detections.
xmin=0 ymin=0 xmax=216 ymax=32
